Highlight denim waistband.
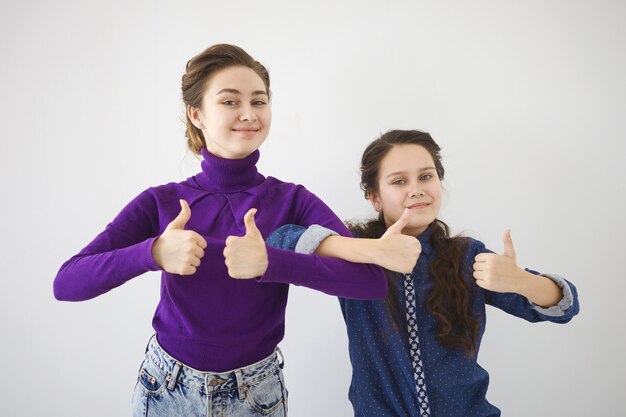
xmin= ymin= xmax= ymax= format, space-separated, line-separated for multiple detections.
xmin=144 ymin=335 xmax=283 ymax=396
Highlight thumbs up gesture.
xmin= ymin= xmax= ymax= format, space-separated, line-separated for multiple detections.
xmin=223 ymin=208 xmax=269 ymax=279
xmin=374 ymin=208 xmax=422 ymax=273
xmin=152 ymin=200 xmax=208 ymax=275
xmin=473 ymin=229 xmax=523 ymax=292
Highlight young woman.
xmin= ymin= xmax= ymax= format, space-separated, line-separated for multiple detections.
xmin=266 ymin=129 xmax=579 ymax=416
xmin=53 ymin=45 xmax=419 ymax=417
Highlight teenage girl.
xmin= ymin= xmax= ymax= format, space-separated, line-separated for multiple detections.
xmin=53 ymin=45 xmax=420 ymax=417
xmin=265 ymin=130 xmax=579 ymax=416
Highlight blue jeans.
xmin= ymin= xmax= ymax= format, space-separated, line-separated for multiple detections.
xmin=132 ymin=336 xmax=288 ymax=417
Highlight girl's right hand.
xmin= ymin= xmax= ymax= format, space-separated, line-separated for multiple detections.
xmin=376 ymin=208 xmax=422 ymax=273
xmin=151 ymin=199 xmax=208 ymax=275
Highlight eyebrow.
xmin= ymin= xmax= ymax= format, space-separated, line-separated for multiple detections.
xmin=216 ymin=88 xmax=268 ymax=97
xmin=385 ymin=167 xmax=436 ymax=178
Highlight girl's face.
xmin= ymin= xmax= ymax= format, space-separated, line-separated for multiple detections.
xmin=188 ymin=65 xmax=271 ymax=159
xmin=369 ymin=144 xmax=442 ymax=236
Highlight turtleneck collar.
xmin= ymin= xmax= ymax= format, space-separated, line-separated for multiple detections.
xmin=195 ymin=148 xmax=265 ymax=193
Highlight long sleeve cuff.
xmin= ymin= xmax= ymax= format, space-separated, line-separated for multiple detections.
xmin=295 ymin=225 xmax=338 ymax=254
xmin=530 ymin=273 xmax=574 ymax=317
xmin=144 ymin=236 xmax=162 ymax=271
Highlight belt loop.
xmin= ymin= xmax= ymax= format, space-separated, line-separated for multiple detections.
xmin=167 ymin=361 xmax=182 ymax=391
xmin=276 ymin=347 xmax=284 ymax=369
xmin=235 ymin=369 xmax=246 ymax=400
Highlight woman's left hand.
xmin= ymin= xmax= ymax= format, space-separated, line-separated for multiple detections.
xmin=223 ymin=209 xmax=269 ymax=279
xmin=472 ymin=230 xmax=525 ymax=293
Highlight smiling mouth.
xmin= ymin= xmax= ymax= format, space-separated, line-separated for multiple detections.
xmin=232 ymin=129 xmax=260 ymax=136
xmin=408 ymin=203 xmax=430 ymax=209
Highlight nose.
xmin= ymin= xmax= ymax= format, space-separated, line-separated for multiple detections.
xmin=408 ymin=185 xmax=425 ymax=198
xmin=239 ymin=104 xmax=257 ymax=122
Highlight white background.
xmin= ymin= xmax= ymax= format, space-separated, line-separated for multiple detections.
xmin=1 ymin=0 xmax=624 ymax=416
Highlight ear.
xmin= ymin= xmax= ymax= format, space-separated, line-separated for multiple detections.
xmin=368 ymin=192 xmax=382 ymax=212
xmin=187 ymin=105 xmax=204 ymax=130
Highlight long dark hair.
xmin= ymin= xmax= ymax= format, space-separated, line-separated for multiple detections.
xmin=349 ymin=130 xmax=480 ymax=356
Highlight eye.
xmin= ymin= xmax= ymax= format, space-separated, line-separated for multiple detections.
xmin=420 ymin=174 xmax=433 ymax=181
xmin=392 ymin=179 xmax=406 ymax=185
xmin=252 ymin=99 xmax=267 ymax=106
xmin=222 ymin=99 xmax=238 ymax=106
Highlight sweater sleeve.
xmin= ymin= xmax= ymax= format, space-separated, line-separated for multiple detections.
xmin=53 ymin=189 xmax=163 ymax=301
xmin=260 ymin=193 xmax=387 ymax=300
xmin=53 ymin=188 xmax=237 ymax=302
xmin=471 ymin=240 xmax=580 ymax=323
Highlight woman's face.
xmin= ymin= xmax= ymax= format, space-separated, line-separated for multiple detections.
xmin=369 ymin=144 xmax=442 ymax=236
xmin=189 ymin=65 xmax=271 ymax=159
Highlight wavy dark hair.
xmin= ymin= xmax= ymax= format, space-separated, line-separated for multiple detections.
xmin=349 ymin=130 xmax=480 ymax=356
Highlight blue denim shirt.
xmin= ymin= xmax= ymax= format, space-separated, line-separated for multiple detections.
xmin=266 ymin=225 xmax=579 ymax=417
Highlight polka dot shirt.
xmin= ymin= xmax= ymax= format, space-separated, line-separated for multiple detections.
xmin=266 ymin=226 xmax=579 ymax=416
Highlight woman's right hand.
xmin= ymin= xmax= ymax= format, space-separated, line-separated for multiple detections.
xmin=376 ymin=208 xmax=422 ymax=273
xmin=151 ymin=199 xmax=207 ymax=275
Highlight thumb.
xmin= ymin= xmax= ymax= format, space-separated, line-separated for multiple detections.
xmin=502 ymin=229 xmax=516 ymax=260
xmin=243 ymin=208 xmax=262 ymax=239
xmin=385 ymin=208 xmax=410 ymax=235
xmin=166 ymin=199 xmax=191 ymax=230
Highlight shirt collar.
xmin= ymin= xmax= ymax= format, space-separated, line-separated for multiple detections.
xmin=417 ymin=227 xmax=433 ymax=256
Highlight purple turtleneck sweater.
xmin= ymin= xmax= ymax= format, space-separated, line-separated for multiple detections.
xmin=54 ymin=149 xmax=387 ymax=371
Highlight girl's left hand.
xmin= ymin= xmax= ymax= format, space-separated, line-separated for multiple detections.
xmin=472 ymin=230 xmax=525 ymax=293
xmin=223 ymin=209 xmax=269 ymax=279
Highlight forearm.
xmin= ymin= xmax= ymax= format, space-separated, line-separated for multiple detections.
xmin=515 ymin=270 xmax=563 ymax=308
xmin=261 ymin=245 xmax=387 ymax=299
xmin=53 ymin=237 xmax=160 ymax=301
xmin=316 ymin=236 xmax=377 ymax=263
xmin=54 ymin=232 xmax=228 ymax=301
xmin=54 ymin=189 xmax=165 ymax=301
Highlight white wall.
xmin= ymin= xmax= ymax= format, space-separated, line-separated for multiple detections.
xmin=1 ymin=0 xmax=624 ymax=416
